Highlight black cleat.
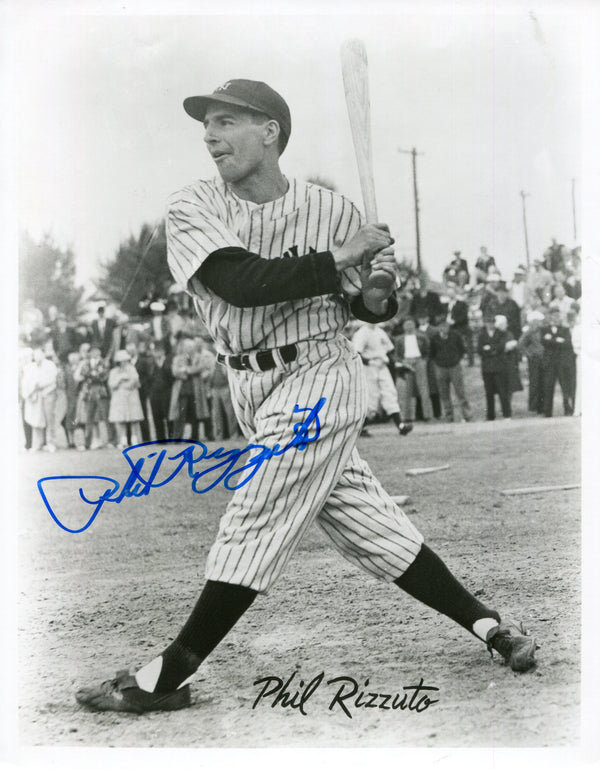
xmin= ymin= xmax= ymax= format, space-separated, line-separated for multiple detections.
xmin=486 ymin=621 xmax=538 ymax=672
xmin=75 ymin=669 xmax=191 ymax=714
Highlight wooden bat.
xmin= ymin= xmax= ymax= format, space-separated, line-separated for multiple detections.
xmin=500 ymin=484 xmax=580 ymax=496
xmin=340 ymin=38 xmax=378 ymax=222
xmin=405 ymin=464 xmax=451 ymax=477
xmin=341 ymin=39 xmax=392 ymax=289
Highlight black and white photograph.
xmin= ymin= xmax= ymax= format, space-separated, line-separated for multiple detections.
xmin=3 ymin=0 xmax=600 ymax=765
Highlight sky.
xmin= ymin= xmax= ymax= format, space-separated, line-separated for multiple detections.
xmin=13 ymin=4 xmax=587 ymax=290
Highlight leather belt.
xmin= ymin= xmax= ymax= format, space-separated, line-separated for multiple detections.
xmin=217 ymin=343 xmax=298 ymax=372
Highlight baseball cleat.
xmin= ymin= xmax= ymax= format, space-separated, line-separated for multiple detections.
xmin=398 ymin=422 xmax=413 ymax=436
xmin=75 ymin=669 xmax=191 ymax=714
xmin=486 ymin=620 xmax=538 ymax=672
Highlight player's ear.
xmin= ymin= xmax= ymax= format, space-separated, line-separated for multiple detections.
xmin=263 ymin=119 xmax=281 ymax=149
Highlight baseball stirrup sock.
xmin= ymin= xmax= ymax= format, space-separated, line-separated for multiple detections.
xmin=135 ymin=580 xmax=257 ymax=693
xmin=394 ymin=544 xmax=500 ymax=640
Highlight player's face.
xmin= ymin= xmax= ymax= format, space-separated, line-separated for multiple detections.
xmin=203 ymin=105 xmax=269 ymax=184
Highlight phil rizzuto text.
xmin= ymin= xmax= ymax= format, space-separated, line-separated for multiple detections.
xmin=252 ymin=671 xmax=439 ymax=718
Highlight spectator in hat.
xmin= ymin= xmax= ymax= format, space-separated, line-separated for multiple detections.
xmin=489 ymin=282 xmax=521 ymax=340
xmin=444 ymin=283 xmax=473 ymax=367
xmin=21 ymin=344 xmax=59 ymax=451
xmin=495 ymin=314 xmax=522 ymax=396
xmin=77 ymin=345 xmax=110 ymax=450
xmin=429 ymin=318 xmax=472 ymax=422
xmin=91 ymin=304 xmax=116 ymax=359
xmin=510 ymin=266 xmax=528 ymax=310
xmin=150 ymin=301 xmax=171 ymax=351
xmin=474 ymin=247 xmax=496 ymax=285
xmin=528 ymin=259 xmax=553 ymax=303
xmin=479 ymin=273 xmax=501 ymax=318
xmin=549 ymin=282 xmax=575 ymax=325
xmin=443 ymin=251 xmax=470 ymax=287
xmin=409 ymin=277 xmax=444 ymax=325
xmin=540 ymin=306 xmax=574 ymax=417
xmin=169 ymin=336 xmax=210 ymax=441
xmin=518 ymin=311 xmax=546 ymax=414
xmin=146 ymin=341 xmax=173 ymax=441
xmin=108 ymin=349 xmax=145 ymax=449
xmin=477 ymin=313 xmax=512 ymax=420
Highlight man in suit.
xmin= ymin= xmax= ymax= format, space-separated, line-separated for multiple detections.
xmin=409 ymin=277 xmax=444 ymax=325
xmin=444 ymin=283 xmax=473 ymax=366
xmin=91 ymin=304 xmax=116 ymax=360
xmin=489 ymin=282 xmax=522 ymax=341
xmin=443 ymin=251 xmax=470 ymax=287
xmin=541 ymin=307 xmax=574 ymax=417
xmin=394 ymin=317 xmax=433 ymax=422
xmin=429 ymin=318 xmax=473 ymax=422
xmin=147 ymin=341 xmax=173 ymax=441
xmin=477 ymin=313 xmax=511 ymax=420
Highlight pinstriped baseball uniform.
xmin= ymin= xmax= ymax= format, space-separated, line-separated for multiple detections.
xmin=351 ymin=323 xmax=402 ymax=419
xmin=167 ymin=176 xmax=423 ymax=592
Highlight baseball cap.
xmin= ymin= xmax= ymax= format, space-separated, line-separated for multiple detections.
xmin=183 ymin=79 xmax=292 ymax=152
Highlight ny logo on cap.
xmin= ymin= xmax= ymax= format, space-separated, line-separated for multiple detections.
xmin=216 ymin=81 xmax=232 ymax=93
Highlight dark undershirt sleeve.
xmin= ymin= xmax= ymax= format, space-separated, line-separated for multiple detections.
xmin=196 ymin=247 xmax=341 ymax=307
xmin=350 ymin=293 xmax=399 ymax=323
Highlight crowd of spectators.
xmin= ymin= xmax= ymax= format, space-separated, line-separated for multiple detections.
xmin=18 ymin=238 xmax=582 ymax=451
xmin=348 ymin=238 xmax=582 ymax=427
xmin=19 ymin=295 xmax=241 ymax=452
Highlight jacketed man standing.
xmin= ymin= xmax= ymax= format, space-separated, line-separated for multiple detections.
xmin=351 ymin=322 xmax=412 ymax=435
xmin=429 ymin=318 xmax=473 ymax=423
xmin=76 ymin=78 xmax=536 ymax=714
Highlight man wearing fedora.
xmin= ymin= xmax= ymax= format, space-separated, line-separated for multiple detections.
xmin=443 ymin=250 xmax=470 ymax=287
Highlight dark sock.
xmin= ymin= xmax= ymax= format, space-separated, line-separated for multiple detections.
xmin=155 ymin=580 xmax=257 ymax=692
xmin=390 ymin=412 xmax=401 ymax=427
xmin=394 ymin=544 xmax=500 ymax=636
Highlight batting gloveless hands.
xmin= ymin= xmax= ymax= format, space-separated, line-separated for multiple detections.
xmin=331 ymin=223 xmax=394 ymax=271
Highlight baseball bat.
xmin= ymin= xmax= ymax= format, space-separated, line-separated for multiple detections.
xmin=340 ymin=39 xmax=393 ymax=289
xmin=340 ymin=38 xmax=378 ymax=223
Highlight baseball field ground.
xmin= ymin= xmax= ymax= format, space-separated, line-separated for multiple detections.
xmin=19 ymin=379 xmax=580 ymax=748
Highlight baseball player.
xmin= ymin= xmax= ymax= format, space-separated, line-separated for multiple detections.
xmin=76 ymin=78 xmax=536 ymax=714
xmin=351 ymin=322 xmax=412 ymax=435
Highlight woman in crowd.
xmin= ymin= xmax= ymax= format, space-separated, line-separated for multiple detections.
xmin=21 ymin=345 xmax=58 ymax=451
xmin=77 ymin=345 xmax=110 ymax=450
xmin=108 ymin=349 xmax=144 ymax=449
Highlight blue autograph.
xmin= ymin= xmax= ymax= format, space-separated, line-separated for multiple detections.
xmin=38 ymin=398 xmax=326 ymax=534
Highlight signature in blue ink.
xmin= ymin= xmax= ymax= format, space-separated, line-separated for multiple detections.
xmin=38 ymin=398 xmax=326 ymax=534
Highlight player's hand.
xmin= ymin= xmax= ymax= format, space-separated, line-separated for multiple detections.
xmin=361 ymin=247 xmax=397 ymax=314
xmin=332 ymin=223 xmax=394 ymax=270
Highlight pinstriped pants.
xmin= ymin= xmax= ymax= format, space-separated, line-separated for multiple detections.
xmin=205 ymin=336 xmax=423 ymax=593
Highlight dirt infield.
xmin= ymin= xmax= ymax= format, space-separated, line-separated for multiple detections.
xmin=19 ymin=416 xmax=580 ymax=748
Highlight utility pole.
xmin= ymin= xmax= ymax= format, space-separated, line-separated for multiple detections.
xmin=399 ymin=147 xmax=424 ymax=274
xmin=572 ymin=178 xmax=577 ymax=242
xmin=520 ymin=190 xmax=531 ymax=270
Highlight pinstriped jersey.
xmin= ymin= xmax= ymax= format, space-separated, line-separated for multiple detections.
xmin=166 ymin=176 xmax=363 ymax=355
